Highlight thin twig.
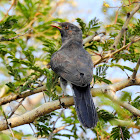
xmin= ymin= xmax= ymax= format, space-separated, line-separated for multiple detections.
xmin=8 ymin=98 xmax=25 ymax=119
xmin=83 ymin=32 xmax=106 ymax=44
xmin=108 ymin=1 xmax=140 ymax=9
xmin=132 ymin=57 xmax=140 ymax=79
xmin=53 ymin=124 xmax=70 ymax=134
xmin=111 ymin=3 xmax=140 ymax=49
xmin=2 ymin=109 xmax=15 ymax=139
xmin=120 ymin=126 xmax=124 ymax=140
xmin=114 ymin=8 xmax=120 ymax=24
xmin=43 ymin=92 xmax=47 ymax=103
xmin=37 ymin=76 xmax=47 ymax=88
xmin=94 ymin=37 xmax=140 ymax=65
xmin=0 ymin=0 xmax=16 ymax=22
xmin=123 ymin=30 xmax=126 ymax=46
xmin=48 ymin=108 xmax=65 ymax=140
xmin=29 ymin=123 xmax=36 ymax=137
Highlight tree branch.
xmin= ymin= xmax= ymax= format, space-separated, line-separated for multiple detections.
xmin=0 ymin=96 xmax=73 ymax=131
xmin=94 ymin=37 xmax=140 ymax=65
xmin=83 ymin=32 xmax=106 ymax=44
xmin=0 ymin=77 xmax=139 ymax=131
xmin=110 ymin=119 xmax=140 ymax=129
xmin=0 ymin=85 xmax=46 ymax=106
xmin=111 ymin=3 xmax=140 ymax=49
xmin=132 ymin=57 xmax=140 ymax=79
xmin=92 ymin=3 xmax=140 ymax=65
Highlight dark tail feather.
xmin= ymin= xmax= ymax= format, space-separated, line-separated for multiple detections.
xmin=72 ymin=84 xmax=98 ymax=128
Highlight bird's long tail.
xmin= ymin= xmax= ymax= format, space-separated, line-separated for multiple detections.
xmin=72 ymin=84 xmax=98 ymax=128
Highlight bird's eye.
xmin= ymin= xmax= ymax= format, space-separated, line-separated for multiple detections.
xmin=65 ymin=25 xmax=69 ymax=29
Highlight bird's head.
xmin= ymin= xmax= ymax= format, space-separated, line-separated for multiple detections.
xmin=51 ymin=22 xmax=82 ymax=43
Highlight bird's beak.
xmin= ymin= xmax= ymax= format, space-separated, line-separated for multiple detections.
xmin=51 ymin=21 xmax=61 ymax=30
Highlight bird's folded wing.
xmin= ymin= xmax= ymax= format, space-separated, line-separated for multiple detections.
xmin=50 ymin=48 xmax=93 ymax=87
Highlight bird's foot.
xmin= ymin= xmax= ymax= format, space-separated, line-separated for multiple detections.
xmin=59 ymin=97 xmax=65 ymax=108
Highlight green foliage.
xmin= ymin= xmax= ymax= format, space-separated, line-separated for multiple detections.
xmin=111 ymin=126 xmax=130 ymax=140
xmin=132 ymin=19 xmax=140 ymax=36
xmin=97 ymin=109 xmax=117 ymax=122
xmin=0 ymin=16 xmax=17 ymax=31
xmin=35 ymin=112 xmax=56 ymax=137
xmin=109 ymin=63 xmax=133 ymax=72
xmin=0 ymin=16 xmax=17 ymax=41
xmin=93 ymin=64 xmax=112 ymax=84
xmin=45 ymin=72 xmax=59 ymax=101
xmin=35 ymin=107 xmax=83 ymax=139
xmin=120 ymin=91 xmax=132 ymax=102
xmin=17 ymin=0 xmax=35 ymax=20
xmin=42 ymin=39 xmax=59 ymax=62
xmin=111 ymin=18 xmax=140 ymax=63
xmin=76 ymin=17 xmax=101 ymax=37
xmin=0 ymin=132 xmax=10 ymax=140
xmin=131 ymin=96 xmax=140 ymax=110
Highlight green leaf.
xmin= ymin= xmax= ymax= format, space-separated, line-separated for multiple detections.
xmin=94 ymin=64 xmax=112 ymax=84
xmin=97 ymin=109 xmax=117 ymax=122
xmin=6 ymin=82 xmax=16 ymax=92
xmin=17 ymin=1 xmax=30 ymax=19
xmin=76 ymin=18 xmax=86 ymax=34
xmin=109 ymin=63 xmax=133 ymax=72
xmin=111 ymin=126 xmax=130 ymax=140
xmin=23 ymin=50 xmax=35 ymax=64
xmin=131 ymin=96 xmax=140 ymax=109
xmin=120 ymin=91 xmax=131 ymax=102
xmin=0 ymin=16 xmax=17 ymax=30
xmin=6 ymin=65 xmax=21 ymax=81
xmin=132 ymin=19 xmax=140 ymax=35
xmin=88 ymin=17 xmax=100 ymax=30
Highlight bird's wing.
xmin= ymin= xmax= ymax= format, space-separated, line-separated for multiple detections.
xmin=50 ymin=42 xmax=93 ymax=87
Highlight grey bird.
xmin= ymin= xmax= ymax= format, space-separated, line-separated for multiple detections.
xmin=50 ymin=22 xmax=98 ymax=128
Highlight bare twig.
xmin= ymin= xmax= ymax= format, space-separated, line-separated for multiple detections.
xmin=53 ymin=124 xmax=70 ymax=134
xmin=111 ymin=3 xmax=140 ymax=49
xmin=29 ymin=123 xmax=36 ymax=137
xmin=8 ymin=98 xmax=25 ymax=119
xmin=132 ymin=57 xmax=140 ymax=79
xmin=120 ymin=126 xmax=124 ymax=140
xmin=94 ymin=37 xmax=140 ymax=65
xmin=0 ymin=0 xmax=16 ymax=22
xmin=2 ymin=109 xmax=15 ymax=139
xmin=114 ymin=8 xmax=120 ymax=24
xmin=83 ymin=32 xmax=106 ymax=44
xmin=43 ymin=92 xmax=47 ymax=103
xmin=48 ymin=108 xmax=65 ymax=140
xmin=108 ymin=2 xmax=140 ymax=10
xmin=123 ymin=30 xmax=126 ymax=46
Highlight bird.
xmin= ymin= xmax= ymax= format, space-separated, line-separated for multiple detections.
xmin=50 ymin=22 xmax=98 ymax=128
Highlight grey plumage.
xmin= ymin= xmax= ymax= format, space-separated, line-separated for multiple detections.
xmin=72 ymin=84 xmax=97 ymax=128
xmin=50 ymin=22 xmax=98 ymax=128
